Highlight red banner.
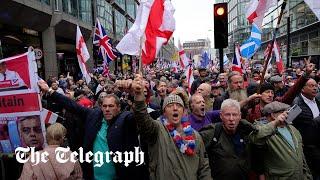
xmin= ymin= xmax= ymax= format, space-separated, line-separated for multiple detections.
xmin=0 ymin=93 xmax=40 ymax=114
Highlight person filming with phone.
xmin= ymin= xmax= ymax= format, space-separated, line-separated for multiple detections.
xmin=249 ymin=101 xmax=312 ymax=179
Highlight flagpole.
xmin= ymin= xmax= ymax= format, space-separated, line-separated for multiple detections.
xmin=259 ymin=0 xmax=287 ymax=93
xmin=138 ymin=37 xmax=143 ymax=74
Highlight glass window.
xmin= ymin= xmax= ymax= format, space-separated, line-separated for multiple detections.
xmin=62 ymin=0 xmax=78 ymax=17
xmin=126 ymin=0 xmax=136 ymax=18
xmin=115 ymin=0 xmax=126 ymax=10
xmin=115 ymin=10 xmax=126 ymax=40
xmin=79 ymin=0 xmax=92 ymax=23
xmin=97 ymin=0 xmax=113 ymax=35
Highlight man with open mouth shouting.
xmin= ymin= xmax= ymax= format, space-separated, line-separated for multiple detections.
xmin=118 ymin=74 xmax=212 ymax=180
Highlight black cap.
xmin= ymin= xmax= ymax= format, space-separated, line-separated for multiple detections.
xmin=260 ymin=83 xmax=274 ymax=93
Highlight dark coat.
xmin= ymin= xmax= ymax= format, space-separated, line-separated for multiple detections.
xmin=50 ymin=92 xmax=148 ymax=180
xmin=292 ymin=94 xmax=320 ymax=176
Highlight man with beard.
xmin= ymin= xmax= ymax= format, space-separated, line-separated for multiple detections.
xmin=128 ymin=74 xmax=212 ymax=180
xmin=213 ymin=62 xmax=314 ymax=111
xmin=212 ymin=71 xmax=261 ymax=110
xmin=196 ymin=83 xmax=214 ymax=111
xmin=189 ymin=94 xmax=220 ymax=131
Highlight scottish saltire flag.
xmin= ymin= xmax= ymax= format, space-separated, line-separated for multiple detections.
xmin=232 ymin=44 xmax=243 ymax=74
xmin=240 ymin=23 xmax=262 ymax=59
xmin=93 ymin=18 xmax=117 ymax=64
xmin=223 ymin=54 xmax=229 ymax=66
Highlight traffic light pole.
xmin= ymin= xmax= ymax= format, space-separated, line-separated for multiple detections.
xmin=219 ymin=48 xmax=224 ymax=73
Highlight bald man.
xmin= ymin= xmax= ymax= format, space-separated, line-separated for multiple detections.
xmin=196 ymin=83 xmax=213 ymax=111
xmin=189 ymin=94 xmax=220 ymax=131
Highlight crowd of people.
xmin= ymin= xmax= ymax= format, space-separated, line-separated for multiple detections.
xmin=13 ymin=57 xmax=320 ymax=180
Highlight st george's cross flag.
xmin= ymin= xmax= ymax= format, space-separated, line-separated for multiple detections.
xmin=76 ymin=25 xmax=91 ymax=84
xmin=116 ymin=0 xmax=175 ymax=65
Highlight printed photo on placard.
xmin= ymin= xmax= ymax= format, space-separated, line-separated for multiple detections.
xmin=0 ymin=51 xmax=38 ymax=93
xmin=0 ymin=115 xmax=45 ymax=154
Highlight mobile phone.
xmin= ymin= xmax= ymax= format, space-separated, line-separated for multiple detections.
xmin=286 ymin=104 xmax=302 ymax=124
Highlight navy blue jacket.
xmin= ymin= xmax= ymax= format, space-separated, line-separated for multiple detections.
xmin=50 ymin=92 xmax=148 ymax=180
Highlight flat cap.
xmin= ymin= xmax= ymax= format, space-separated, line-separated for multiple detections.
xmin=262 ymin=101 xmax=290 ymax=115
xmin=270 ymin=75 xmax=282 ymax=83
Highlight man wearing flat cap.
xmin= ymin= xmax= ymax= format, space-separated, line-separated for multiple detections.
xmin=131 ymin=74 xmax=212 ymax=180
xmin=270 ymin=75 xmax=288 ymax=98
xmin=249 ymin=101 xmax=312 ymax=180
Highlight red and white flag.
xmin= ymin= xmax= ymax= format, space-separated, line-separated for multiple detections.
xmin=116 ymin=0 xmax=175 ymax=65
xmin=178 ymin=40 xmax=189 ymax=69
xmin=172 ymin=61 xmax=178 ymax=73
xmin=76 ymin=25 xmax=91 ymax=84
xmin=246 ymin=0 xmax=277 ymax=28
xmin=185 ymin=64 xmax=194 ymax=95
xmin=273 ymin=40 xmax=284 ymax=74
xmin=41 ymin=108 xmax=58 ymax=124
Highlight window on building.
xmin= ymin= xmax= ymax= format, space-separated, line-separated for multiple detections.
xmin=97 ymin=0 xmax=113 ymax=35
xmin=115 ymin=0 xmax=126 ymax=10
xmin=115 ymin=10 xmax=126 ymax=40
xmin=79 ymin=0 xmax=92 ymax=23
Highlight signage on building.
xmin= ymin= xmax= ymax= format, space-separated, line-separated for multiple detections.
xmin=34 ymin=48 xmax=43 ymax=60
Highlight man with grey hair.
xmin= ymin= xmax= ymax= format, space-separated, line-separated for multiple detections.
xmin=200 ymin=99 xmax=255 ymax=179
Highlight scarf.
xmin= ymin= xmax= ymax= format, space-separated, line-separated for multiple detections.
xmin=160 ymin=116 xmax=196 ymax=156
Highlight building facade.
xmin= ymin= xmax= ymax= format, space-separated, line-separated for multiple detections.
xmin=226 ymin=0 xmax=251 ymax=58
xmin=182 ymin=39 xmax=212 ymax=66
xmin=260 ymin=0 xmax=320 ymax=68
xmin=0 ymin=0 xmax=175 ymax=79
xmin=226 ymin=0 xmax=320 ymax=68
xmin=0 ymin=0 xmax=94 ymax=79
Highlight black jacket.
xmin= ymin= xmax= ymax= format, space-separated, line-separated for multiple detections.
xmin=292 ymin=94 xmax=320 ymax=176
xmin=50 ymin=92 xmax=148 ymax=180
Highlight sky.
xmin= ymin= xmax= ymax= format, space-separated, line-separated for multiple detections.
xmin=171 ymin=0 xmax=215 ymax=47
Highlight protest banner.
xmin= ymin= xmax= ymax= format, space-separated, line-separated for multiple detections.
xmin=0 ymin=50 xmax=45 ymax=154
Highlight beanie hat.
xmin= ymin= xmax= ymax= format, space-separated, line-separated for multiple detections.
xmin=260 ymin=82 xmax=274 ymax=93
xmin=162 ymin=94 xmax=184 ymax=110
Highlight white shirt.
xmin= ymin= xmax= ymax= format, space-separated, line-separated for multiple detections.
xmin=0 ymin=69 xmax=26 ymax=87
xmin=301 ymin=93 xmax=320 ymax=118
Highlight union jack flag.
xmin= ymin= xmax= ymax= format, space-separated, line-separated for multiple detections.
xmin=93 ymin=18 xmax=117 ymax=64
xmin=102 ymin=63 xmax=110 ymax=78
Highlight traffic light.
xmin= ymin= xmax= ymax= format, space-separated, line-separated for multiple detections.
xmin=214 ymin=3 xmax=228 ymax=49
